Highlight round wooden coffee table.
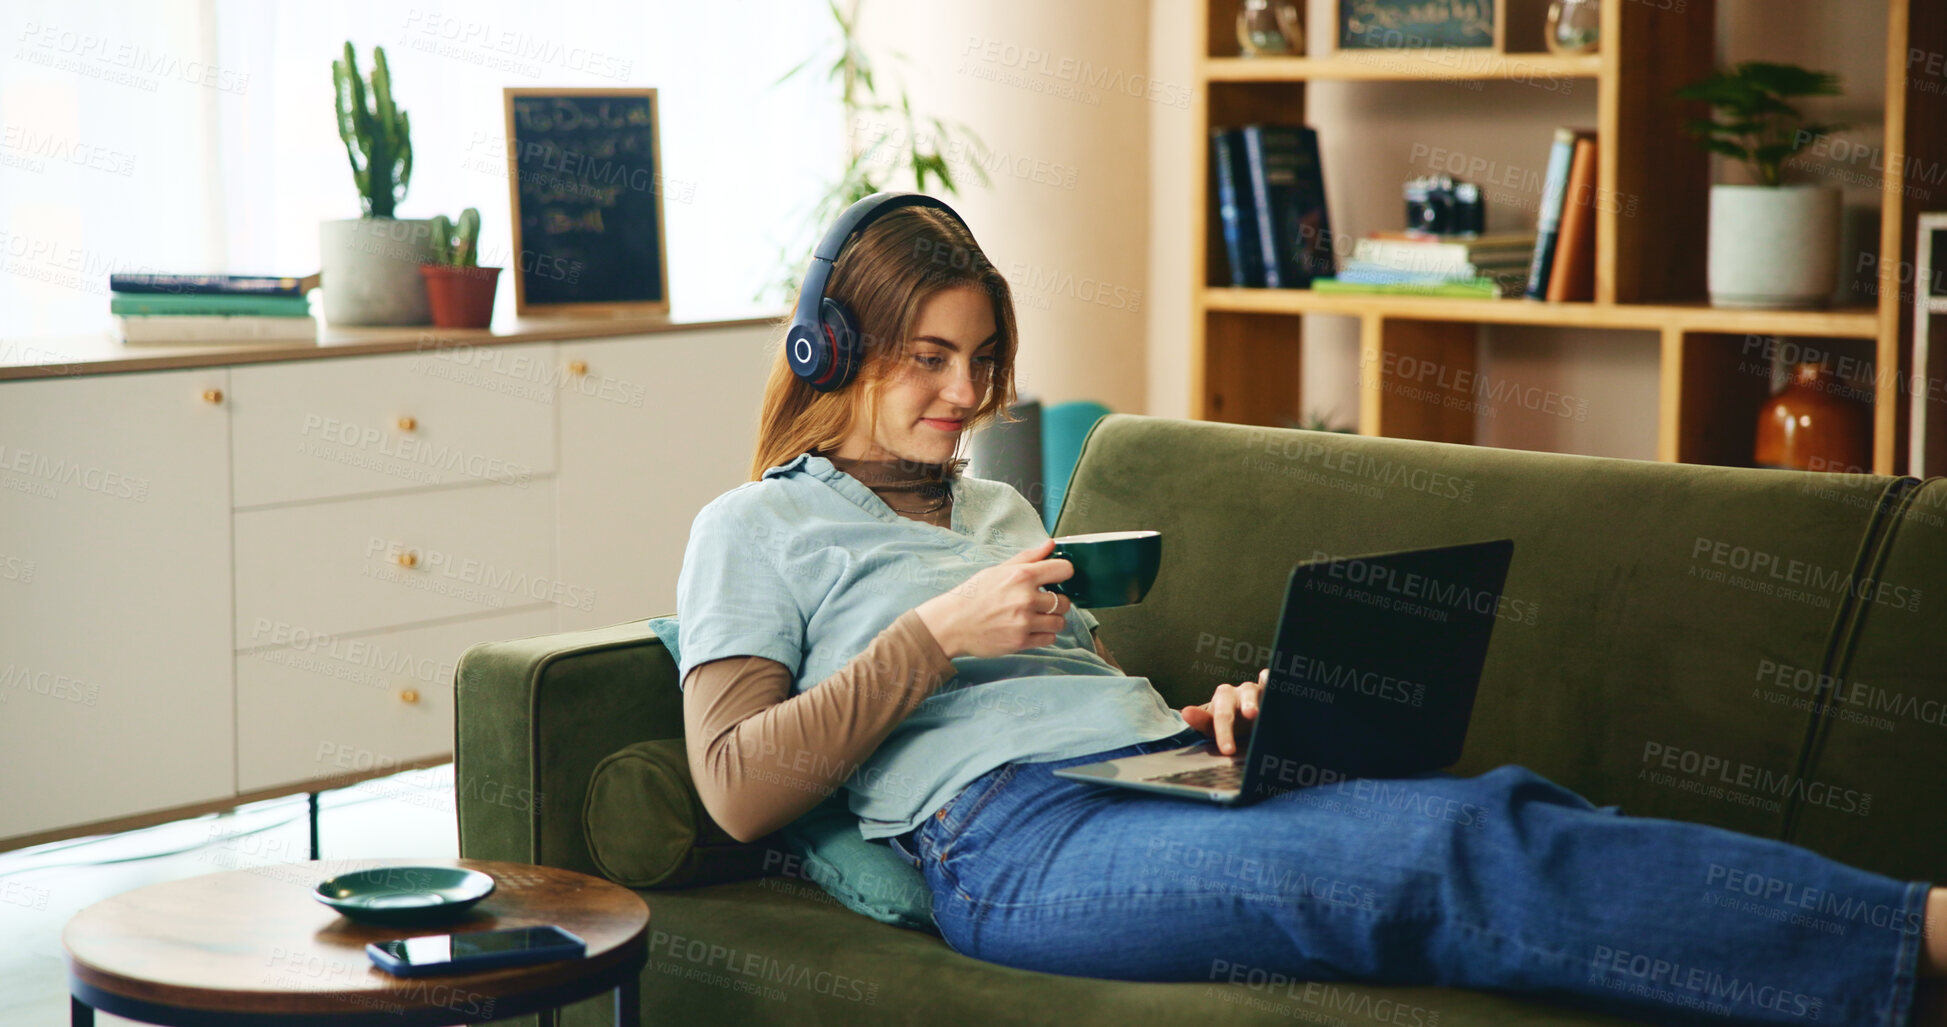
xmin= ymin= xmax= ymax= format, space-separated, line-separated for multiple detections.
xmin=63 ymin=858 xmax=648 ymax=1026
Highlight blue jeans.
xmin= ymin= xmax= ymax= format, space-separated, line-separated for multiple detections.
xmin=885 ymin=727 xmax=1929 ymax=1026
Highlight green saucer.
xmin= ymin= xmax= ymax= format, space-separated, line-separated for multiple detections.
xmin=313 ymin=866 xmax=496 ymax=926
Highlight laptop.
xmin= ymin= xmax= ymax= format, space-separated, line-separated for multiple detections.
xmin=1053 ymin=539 xmax=1514 ymax=805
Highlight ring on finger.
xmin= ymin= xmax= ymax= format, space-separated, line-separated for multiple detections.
xmin=1042 ymin=590 xmax=1060 ymax=615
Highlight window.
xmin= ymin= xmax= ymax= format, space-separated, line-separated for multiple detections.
xmin=2 ymin=0 xmax=837 ymax=337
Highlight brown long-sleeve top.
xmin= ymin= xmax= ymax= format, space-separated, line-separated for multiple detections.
xmin=682 ymin=451 xmax=1125 ymax=843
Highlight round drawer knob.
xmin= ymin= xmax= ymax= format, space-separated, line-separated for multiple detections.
xmin=397 ymin=416 xmax=417 ymax=432
xmin=399 ymin=688 xmax=420 ymax=705
xmin=567 ymin=360 xmax=588 ymax=375
xmin=202 ymin=388 xmax=223 ymax=404
xmin=394 ymin=550 xmax=419 ymax=569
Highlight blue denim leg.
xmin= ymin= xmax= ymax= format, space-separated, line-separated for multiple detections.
xmin=910 ymin=729 xmax=1928 ymax=1027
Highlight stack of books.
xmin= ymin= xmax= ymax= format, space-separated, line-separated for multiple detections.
xmin=1316 ymin=231 xmax=1537 ymax=299
xmin=109 ymin=273 xmax=321 ymax=345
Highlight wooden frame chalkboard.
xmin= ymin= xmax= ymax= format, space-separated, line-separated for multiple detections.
xmin=503 ymin=88 xmax=670 ymax=317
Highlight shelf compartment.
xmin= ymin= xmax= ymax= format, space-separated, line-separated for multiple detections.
xmin=1201 ymin=53 xmax=1601 ymax=83
xmin=1362 ymin=319 xmax=1479 ymax=444
xmin=1659 ymin=330 xmax=1877 ymax=468
xmin=1200 ymin=309 xmax=1303 ymax=427
xmin=1203 ymin=287 xmax=1882 ymax=338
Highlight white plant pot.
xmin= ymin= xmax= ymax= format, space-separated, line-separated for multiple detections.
xmin=319 ymin=217 xmax=435 ymax=325
xmin=1706 ymin=184 xmax=1841 ymax=309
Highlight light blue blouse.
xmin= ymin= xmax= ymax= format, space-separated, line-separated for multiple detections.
xmin=675 ymin=451 xmax=1190 ymax=839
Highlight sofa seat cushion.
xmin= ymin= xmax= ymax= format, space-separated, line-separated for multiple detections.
xmin=636 ymin=878 xmax=1644 ymax=1026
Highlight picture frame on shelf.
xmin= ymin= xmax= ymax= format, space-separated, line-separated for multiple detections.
xmin=1334 ymin=0 xmax=1557 ymax=56
xmin=1338 ymin=0 xmax=1495 ymax=52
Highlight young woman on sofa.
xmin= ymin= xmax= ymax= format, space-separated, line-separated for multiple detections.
xmin=676 ymin=194 xmax=1945 ymax=1026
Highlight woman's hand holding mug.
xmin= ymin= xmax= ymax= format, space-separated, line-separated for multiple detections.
xmin=917 ymin=539 xmax=1073 ymax=659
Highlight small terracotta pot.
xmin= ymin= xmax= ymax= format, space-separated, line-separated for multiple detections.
xmin=419 ymin=264 xmax=501 ymax=329
xmin=1755 ymin=362 xmax=1873 ymax=472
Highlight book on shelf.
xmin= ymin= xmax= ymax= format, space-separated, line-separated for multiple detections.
xmin=108 ymin=272 xmax=321 ymax=296
xmin=1545 ymin=134 xmax=1599 ymax=302
xmin=1334 ymin=262 xmax=1527 ymax=293
xmin=109 ymin=292 xmax=313 ymax=317
xmin=1311 ymin=277 xmax=1504 ymax=299
xmin=1350 ymin=236 xmax=1534 ymax=278
xmin=1366 ymin=229 xmax=1539 ymax=248
xmin=1210 ymin=128 xmax=1266 ymax=287
xmin=1238 ymin=124 xmax=1336 ymax=289
xmin=1524 ymin=128 xmax=1595 ymax=300
xmin=114 ymin=314 xmax=319 ymax=346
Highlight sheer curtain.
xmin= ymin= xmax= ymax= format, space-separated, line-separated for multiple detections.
xmin=2 ymin=0 xmax=838 ymax=338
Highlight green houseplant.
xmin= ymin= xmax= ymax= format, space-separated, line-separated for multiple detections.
xmin=419 ymin=208 xmax=501 ymax=329
xmin=757 ymin=0 xmax=992 ymax=305
xmin=319 ymin=42 xmax=435 ymax=326
xmin=1676 ymin=61 xmax=1845 ymax=309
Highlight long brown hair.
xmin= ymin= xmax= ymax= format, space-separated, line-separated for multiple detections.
xmin=748 ymin=205 xmax=1021 ymax=482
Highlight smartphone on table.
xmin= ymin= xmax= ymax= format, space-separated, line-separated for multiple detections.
xmin=366 ymin=925 xmax=586 ymax=977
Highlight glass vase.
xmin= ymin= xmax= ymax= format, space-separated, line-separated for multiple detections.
xmin=1545 ymin=0 xmax=1601 ymax=55
xmin=1237 ymin=0 xmax=1304 ymax=57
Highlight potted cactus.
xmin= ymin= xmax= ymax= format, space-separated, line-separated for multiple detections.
xmin=419 ymin=208 xmax=501 ymax=329
xmin=320 ymin=42 xmax=434 ymax=325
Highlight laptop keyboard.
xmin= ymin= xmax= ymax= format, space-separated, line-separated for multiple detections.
xmin=1144 ymin=761 xmax=1244 ymax=790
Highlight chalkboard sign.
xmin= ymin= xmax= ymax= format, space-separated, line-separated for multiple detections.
xmin=503 ymin=88 xmax=670 ymax=315
xmin=1339 ymin=0 xmax=1497 ymax=50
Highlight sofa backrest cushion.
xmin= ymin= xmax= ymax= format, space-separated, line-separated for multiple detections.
xmin=1786 ymin=478 xmax=1945 ymax=882
xmin=1055 ymin=415 xmax=1908 ymax=841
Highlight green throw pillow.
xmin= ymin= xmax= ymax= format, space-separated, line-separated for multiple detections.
xmin=583 ymin=738 xmax=939 ymax=931
xmin=777 ymin=792 xmax=937 ymax=933
xmin=605 ymin=616 xmax=939 ymax=932
xmin=583 ymin=739 xmax=777 ymax=889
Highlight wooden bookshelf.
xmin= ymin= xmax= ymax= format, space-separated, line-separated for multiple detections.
xmin=1191 ymin=0 xmax=1947 ymax=475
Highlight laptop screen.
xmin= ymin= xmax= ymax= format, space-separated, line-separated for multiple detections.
xmin=1245 ymin=539 xmax=1513 ymax=793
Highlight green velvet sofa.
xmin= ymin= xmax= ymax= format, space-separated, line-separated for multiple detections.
xmin=456 ymin=413 xmax=1946 ymax=1026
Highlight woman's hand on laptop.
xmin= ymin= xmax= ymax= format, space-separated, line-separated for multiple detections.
xmin=1181 ymin=668 xmax=1269 ymax=755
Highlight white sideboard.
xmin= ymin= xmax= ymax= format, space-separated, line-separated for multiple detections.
xmin=0 ymin=321 xmax=774 ymax=845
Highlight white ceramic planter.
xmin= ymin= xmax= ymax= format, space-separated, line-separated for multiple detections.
xmin=319 ymin=218 xmax=435 ymax=325
xmin=1707 ymin=184 xmax=1841 ymax=309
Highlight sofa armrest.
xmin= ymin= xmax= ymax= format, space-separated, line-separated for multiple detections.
xmin=455 ymin=618 xmax=685 ymax=876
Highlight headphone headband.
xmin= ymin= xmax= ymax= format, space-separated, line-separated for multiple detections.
xmin=788 ymin=192 xmax=973 ymax=393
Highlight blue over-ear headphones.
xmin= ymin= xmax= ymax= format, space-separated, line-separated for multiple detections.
xmin=787 ymin=191 xmax=972 ymax=393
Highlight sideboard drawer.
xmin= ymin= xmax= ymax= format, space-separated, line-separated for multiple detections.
xmin=235 ymin=607 xmax=556 ymax=793
xmin=230 ymin=345 xmax=559 ymax=507
xmin=235 ymin=480 xmax=558 ymax=641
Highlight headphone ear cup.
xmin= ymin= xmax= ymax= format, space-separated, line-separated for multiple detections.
xmin=820 ymin=297 xmax=864 ymax=391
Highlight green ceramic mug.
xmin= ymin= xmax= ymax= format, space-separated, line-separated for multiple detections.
xmin=1044 ymin=530 xmax=1162 ymax=608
